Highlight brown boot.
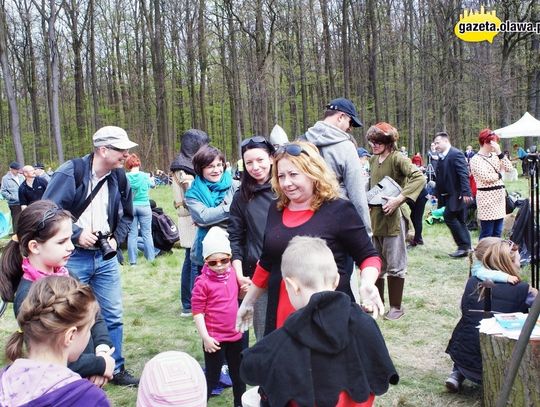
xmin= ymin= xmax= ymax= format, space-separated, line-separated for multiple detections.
xmin=375 ymin=278 xmax=385 ymax=305
xmin=385 ymin=276 xmax=405 ymax=320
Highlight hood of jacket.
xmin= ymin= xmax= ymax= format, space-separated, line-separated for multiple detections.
xmin=284 ymin=291 xmax=352 ymax=354
xmin=126 ymin=171 xmax=148 ymax=190
xmin=303 ymin=121 xmax=354 ymax=148
xmin=170 ymin=129 xmax=210 ymax=173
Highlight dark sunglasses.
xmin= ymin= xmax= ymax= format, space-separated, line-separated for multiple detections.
xmin=241 ymin=136 xmax=275 ymax=154
xmin=207 ymin=257 xmax=231 ymax=267
xmin=276 ymin=143 xmax=309 ymax=157
xmin=37 ymin=207 xmax=62 ymax=232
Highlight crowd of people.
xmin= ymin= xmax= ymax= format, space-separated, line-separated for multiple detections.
xmin=0 ymin=100 xmax=537 ymax=406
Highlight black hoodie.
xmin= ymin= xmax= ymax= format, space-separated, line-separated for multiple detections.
xmin=169 ymin=129 xmax=210 ymax=175
xmin=241 ymin=291 xmax=399 ymax=407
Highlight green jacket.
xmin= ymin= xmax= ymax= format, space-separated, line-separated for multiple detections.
xmin=369 ymin=151 xmax=425 ymax=236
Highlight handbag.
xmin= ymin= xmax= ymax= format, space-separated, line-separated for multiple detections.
xmin=505 ymin=191 xmax=516 ymax=214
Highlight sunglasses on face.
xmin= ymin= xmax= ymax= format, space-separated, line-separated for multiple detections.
xmin=106 ymin=145 xmax=129 ymax=154
xmin=207 ymin=257 xmax=231 ymax=267
xmin=276 ymin=143 xmax=309 ymax=157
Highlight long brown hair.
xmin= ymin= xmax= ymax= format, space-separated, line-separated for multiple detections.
xmin=5 ymin=275 xmax=99 ymax=362
xmin=0 ymin=200 xmax=72 ymax=302
xmin=474 ymin=237 xmax=521 ymax=279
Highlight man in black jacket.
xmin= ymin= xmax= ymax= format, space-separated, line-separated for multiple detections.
xmin=433 ymin=132 xmax=473 ymax=257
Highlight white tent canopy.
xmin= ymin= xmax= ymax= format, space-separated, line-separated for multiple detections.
xmin=493 ymin=112 xmax=540 ymax=138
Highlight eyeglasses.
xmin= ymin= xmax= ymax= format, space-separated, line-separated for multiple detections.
xmin=276 ymin=143 xmax=309 ymax=157
xmin=207 ymin=257 xmax=231 ymax=267
xmin=503 ymin=240 xmax=519 ymax=252
xmin=105 ymin=145 xmax=129 ymax=154
xmin=37 ymin=207 xmax=61 ymax=232
xmin=368 ymin=141 xmax=385 ymax=147
xmin=204 ymin=162 xmax=224 ymax=170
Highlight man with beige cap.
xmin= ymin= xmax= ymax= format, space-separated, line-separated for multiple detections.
xmin=43 ymin=125 xmax=139 ymax=386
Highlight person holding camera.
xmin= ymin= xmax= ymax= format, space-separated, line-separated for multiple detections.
xmin=42 ymin=126 xmax=139 ymax=386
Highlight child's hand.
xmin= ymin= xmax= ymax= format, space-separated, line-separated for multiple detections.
xmin=236 ymin=303 xmax=254 ymax=332
xmin=203 ymin=336 xmax=221 ymax=353
xmin=88 ymin=375 xmax=109 ymax=388
xmin=507 ymin=275 xmax=519 ymax=284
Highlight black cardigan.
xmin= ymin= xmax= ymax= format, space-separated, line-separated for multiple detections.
xmin=259 ymin=198 xmax=378 ymax=334
xmin=241 ymin=291 xmax=399 ymax=407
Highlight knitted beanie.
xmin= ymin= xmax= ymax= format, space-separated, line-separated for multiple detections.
xmin=137 ymin=351 xmax=207 ymax=407
xmin=202 ymin=226 xmax=231 ymax=260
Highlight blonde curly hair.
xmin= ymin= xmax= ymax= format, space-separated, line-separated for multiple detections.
xmin=271 ymin=141 xmax=339 ymax=211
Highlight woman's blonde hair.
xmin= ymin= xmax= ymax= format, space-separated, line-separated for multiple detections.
xmin=474 ymin=237 xmax=521 ymax=279
xmin=271 ymin=141 xmax=339 ymax=211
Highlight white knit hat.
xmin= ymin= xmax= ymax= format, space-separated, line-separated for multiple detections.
xmin=202 ymin=226 xmax=231 ymax=259
xmin=137 ymin=351 xmax=207 ymax=407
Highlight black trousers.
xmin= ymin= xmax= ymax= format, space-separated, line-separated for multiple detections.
xmin=8 ymin=204 xmax=21 ymax=234
xmin=443 ymin=206 xmax=471 ymax=250
xmin=407 ymin=190 xmax=427 ymax=243
xmin=204 ymin=339 xmax=246 ymax=406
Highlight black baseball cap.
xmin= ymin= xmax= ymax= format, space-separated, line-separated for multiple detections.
xmin=326 ymin=98 xmax=363 ymax=127
xmin=9 ymin=162 xmax=21 ymax=170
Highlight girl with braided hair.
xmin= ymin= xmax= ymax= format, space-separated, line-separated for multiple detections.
xmin=1 ymin=275 xmax=110 ymax=405
xmin=0 ymin=200 xmax=115 ymax=388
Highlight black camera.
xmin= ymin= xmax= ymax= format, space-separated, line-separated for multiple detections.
xmin=95 ymin=232 xmax=117 ymax=261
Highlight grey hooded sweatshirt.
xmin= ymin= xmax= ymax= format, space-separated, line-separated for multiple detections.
xmin=299 ymin=121 xmax=372 ymax=236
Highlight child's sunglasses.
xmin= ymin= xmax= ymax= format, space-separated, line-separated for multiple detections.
xmin=207 ymin=257 xmax=231 ymax=267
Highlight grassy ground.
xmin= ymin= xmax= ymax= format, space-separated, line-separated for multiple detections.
xmin=0 ymin=178 xmax=531 ymax=406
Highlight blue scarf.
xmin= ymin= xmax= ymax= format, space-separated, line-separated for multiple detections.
xmin=185 ymin=171 xmax=232 ymax=207
xmin=185 ymin=171 xmax=233 ymax=266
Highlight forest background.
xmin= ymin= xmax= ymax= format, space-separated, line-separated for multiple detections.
xmin=0 ymin=0 xmax=539 ymax=170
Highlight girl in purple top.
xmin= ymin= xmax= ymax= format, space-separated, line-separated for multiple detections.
xmin=192 ymin=226 xmax=245 ymax=407
xmin=0 ymin=275 xmax=110 ymax=406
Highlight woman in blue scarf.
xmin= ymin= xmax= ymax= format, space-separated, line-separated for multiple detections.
xmin=185 ymin=145 xmax=239 ymax=273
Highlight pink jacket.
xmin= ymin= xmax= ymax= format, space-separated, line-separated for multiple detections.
xmin=191 ymin=264 xmax=242 ymax=342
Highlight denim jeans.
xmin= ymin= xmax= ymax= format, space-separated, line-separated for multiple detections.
xmin=180 ymin=248 xmax=199 ymax=312
xmin=68 ymin=248 xmax=124 ymax=372
xmin=137 ymin=237 xmax=160 ymax=257
xmin=479 ymin=218 xmax=504 ymax=239
xmin=128 ymin=204 xmax=155 ymax=265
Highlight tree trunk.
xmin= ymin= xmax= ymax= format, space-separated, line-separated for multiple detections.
xmin=197 ymin=0 xmax=207 ymax=131
xmin=47 ymin=0 xmax=63 ymax=163
xmin=88 ymin=0 xmax=100 ymax=130
xmin=319 ymin=0 xmax=334 ymax=98
xmin=0 ymin=6 xmax=24 ymax=163
xmin=480 ymin=333 xmax=540 ymax=406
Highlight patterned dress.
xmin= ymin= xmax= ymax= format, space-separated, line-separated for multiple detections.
xmin=469 ymin=153 xmax=513 ymax=220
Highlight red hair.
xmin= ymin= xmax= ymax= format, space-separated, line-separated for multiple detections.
xmin=125 ymin=153 xmax=141 ymax=170
xmin=478 ymin=128 xmax=499 ymax=146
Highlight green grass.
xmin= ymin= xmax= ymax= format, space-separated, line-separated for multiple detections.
xmin=0 ymin=177 xmax=532 ymax=406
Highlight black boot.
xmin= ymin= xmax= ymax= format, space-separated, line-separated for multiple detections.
xmin=385 ymin=276 xmax=405 ymax=320
xmin=375 ymin=278 xmax=385 ymax=305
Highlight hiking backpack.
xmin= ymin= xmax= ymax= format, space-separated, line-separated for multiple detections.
xmin=152 ymin=211 xmax=180 ymax=251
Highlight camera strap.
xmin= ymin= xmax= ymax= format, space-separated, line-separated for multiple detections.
xmin=71 ymin=176 xmax=109 ymax=221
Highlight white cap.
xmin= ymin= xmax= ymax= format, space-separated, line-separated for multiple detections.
xmin=93 ymin=126 xmax=138 ymax=149
xmin=202 ymin=226 xmax=231 ymax=259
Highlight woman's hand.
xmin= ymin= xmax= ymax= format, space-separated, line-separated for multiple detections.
xmin=360 ymin=282 xmax=385 ymax=319
xmin=507 ymin=275 xmax=519 ymax=284
xmin=97 ymin=347 xmax=115 ymax=379
xmin=236 ymin=303 xmax=254 ymax=332
xmin=88 ymin=375 xmax=109 ymax=388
